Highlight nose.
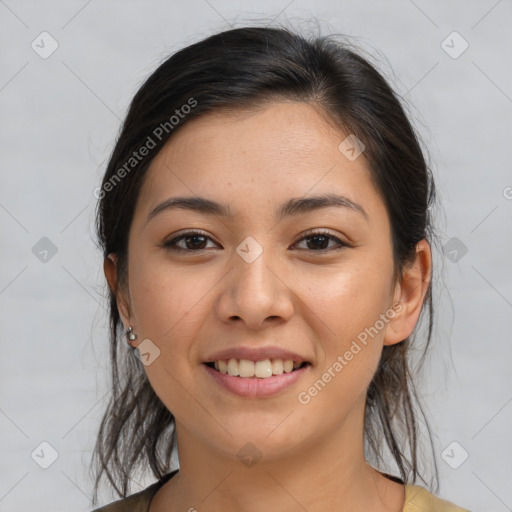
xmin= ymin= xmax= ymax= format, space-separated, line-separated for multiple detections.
xmin=215 ymin=248 xmax=295 ymax=330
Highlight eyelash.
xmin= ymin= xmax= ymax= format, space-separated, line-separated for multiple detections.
xmin=162 ymin=228 xmax=350 ymax=253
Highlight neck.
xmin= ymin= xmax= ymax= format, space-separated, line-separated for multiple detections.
xmin=150 ymin=401 xmax=404 ymax=512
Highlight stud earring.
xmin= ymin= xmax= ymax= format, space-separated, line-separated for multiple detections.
xmin=125 ymin=326 xmax=137 ymax=345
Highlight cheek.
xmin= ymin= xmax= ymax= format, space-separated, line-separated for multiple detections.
xmin=129 ymin=257 xmax=215 ymax=338
xmin=127 ymin=260 xmax=217 ymax=411
xmin=299 ymin=261 xmax=393 ymax=343
xmin=294 ymin=274 xmax=387 ymax=420
xmin=295 ymin=260 xmax=392 ymax=397
xmin=128 ymin=255 xmax=229 ymax=395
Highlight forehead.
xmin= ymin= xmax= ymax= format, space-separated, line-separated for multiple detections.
xmin=136 ymin=101 xmax=385 ymax=223
xmin=155 ymin=101 xmax=342 ymax=168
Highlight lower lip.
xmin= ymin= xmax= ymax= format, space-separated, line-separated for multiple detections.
xmin=202 ymin=363 xmax=311 ymax=398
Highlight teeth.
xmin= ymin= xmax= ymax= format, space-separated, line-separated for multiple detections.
xmin=239 ymin=359 xmax=254 ymax=377
xmin=271 ymin=359 xmax=283 ymax=375
xmin=211 ymin=358 xmax=305 ymax=378
xmin=218 ymin=360 xmax=228 ymax=374
xmin=227 ymin=358 xmax=239 ymax=376
xmin=255 ymin=360 xmax=273 ymax=378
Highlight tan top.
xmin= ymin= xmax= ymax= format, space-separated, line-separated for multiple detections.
xmin=92 ymin=470 xmax=471 ymax=512
xmin=403 ymin=484 xmax=470 ymax=511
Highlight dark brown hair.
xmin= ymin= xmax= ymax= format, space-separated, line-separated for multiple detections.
xmin=92 ymin=25 xmax=438 ymax=502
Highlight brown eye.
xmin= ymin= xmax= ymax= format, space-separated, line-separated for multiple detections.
xmin=183 ymin=234 xmax=208 ymax=250
xmin=163 ymin=231 xmax=220 ymax=251
xmin=293 ymin=230 xmax=348 ymax=252
xmin=305 ymin=234 xmax=330 ymax=250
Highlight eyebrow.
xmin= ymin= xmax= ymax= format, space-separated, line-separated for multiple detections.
xmin=146 ymin=193 xmax=368 ymax=224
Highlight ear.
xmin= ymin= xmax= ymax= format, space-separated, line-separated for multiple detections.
xmin=383 ymin=239 xmax=432 ymax=346
xmin=104 ymin=253 xmax=132 ymax=328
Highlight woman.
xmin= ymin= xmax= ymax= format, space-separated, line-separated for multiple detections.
xmin=91 ymin=26 xmax=470 ymax=512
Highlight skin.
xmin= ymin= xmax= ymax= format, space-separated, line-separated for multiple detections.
xmin=105 ymin=101 xmax=432 ymax=512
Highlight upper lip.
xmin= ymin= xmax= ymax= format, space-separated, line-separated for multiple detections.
xmin=203 ymin=346 xmax=311 ymax=364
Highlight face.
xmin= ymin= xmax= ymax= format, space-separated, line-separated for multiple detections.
xmin=115 ymin=102 xmax=403 ymax=463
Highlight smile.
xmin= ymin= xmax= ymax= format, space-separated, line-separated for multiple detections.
xmin=205 ymin=358 xmax=310 ymax=378
xmin=202 ymin=359 xmax=312 ymax=398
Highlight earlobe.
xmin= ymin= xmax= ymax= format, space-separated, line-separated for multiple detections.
xmin=383 ymin=240 xmax=432 ymax=346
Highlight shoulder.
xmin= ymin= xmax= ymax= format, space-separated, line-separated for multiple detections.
xmin=91 ymin=484 xmax=157 ymax=512
xmin=92 ymin=470 xmax=179 ymax=512
xmin=404 ymin=484 xmax=471 ymax=512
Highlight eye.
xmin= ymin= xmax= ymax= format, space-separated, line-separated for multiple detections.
xmin=292 ymin=229 xmax=349 ymax=252
xmin=162 ymin=229 xmax=349 ymax=253
xmin=163 ymin=230 xmax=221 ymax=251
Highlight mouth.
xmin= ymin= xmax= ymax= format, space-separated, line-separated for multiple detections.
xmin=203 ymin=359 xmax=312 ymax=379
xmin=202 ymin=358 xmax=312 ymax=398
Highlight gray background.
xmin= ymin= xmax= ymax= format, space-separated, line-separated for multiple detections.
xmin=1 ymin=1 xmax=511 ymax=511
